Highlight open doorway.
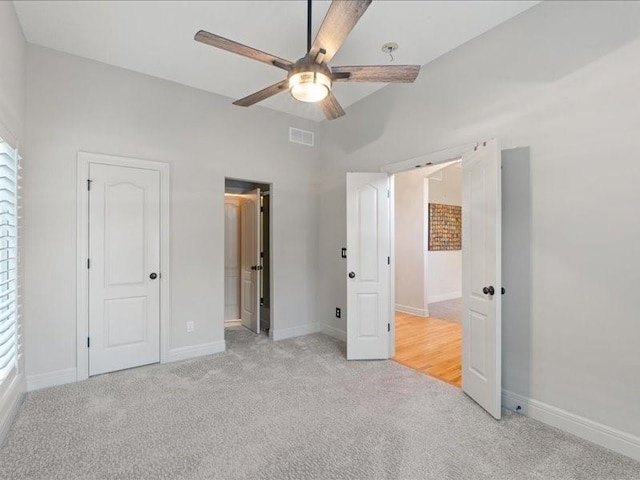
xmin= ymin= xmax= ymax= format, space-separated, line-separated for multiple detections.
xmin=224 ymin=178 xmax=271 ymax=336
xmin=347 ymin=139 xmax=504 ymax=419
xmin=392 ymin=160 xmax=463 ymax=387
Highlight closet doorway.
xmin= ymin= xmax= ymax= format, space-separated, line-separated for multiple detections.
xmin=224 ymin=178 xmax=271 ymax=335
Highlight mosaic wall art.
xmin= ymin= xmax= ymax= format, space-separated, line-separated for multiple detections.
xmin=428 ymin=203 xmax=462 ymax=251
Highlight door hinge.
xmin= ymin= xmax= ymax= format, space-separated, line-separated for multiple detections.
xmin=260 ymin=206 xmax=264 ymax=213
xmin=388 ymin=323 xmax=391 ymax=332
xmin=387 ymin=256 xmax=390 ymax=265
xmin=387 ymin=189 xmax=390 ymax=198
xmin=260 ymin=297 xmax=264 ymax=305
xmin=87 ymin=337 xmax=90 ymax=348
xmin=260 ymin=252 xmax=264 ymax=258
xmin=87 ymin=179 xmax=92 ymax=191
xmin=87 ymin=258 xmax=90 ymax=269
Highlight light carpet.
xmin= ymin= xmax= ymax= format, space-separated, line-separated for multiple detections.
xmin=428 ymin=298 xmax=463 ymax=324
xmin=1 ymin=327 xmax=638 ymax=479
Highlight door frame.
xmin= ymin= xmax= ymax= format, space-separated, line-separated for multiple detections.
xmin=382 ymin=141 xmax=479 ymax=359
xmin=224 ymin=177 xmax=275 ymax=338
xmin=76 ymin=152 xmax=170 ymax=381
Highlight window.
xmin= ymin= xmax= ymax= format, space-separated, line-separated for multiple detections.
xmin=0 ymin=138 xmax=19 ymax=387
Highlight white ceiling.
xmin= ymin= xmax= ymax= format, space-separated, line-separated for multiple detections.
xmin=13 ymin=0 xmax=538 ymax=121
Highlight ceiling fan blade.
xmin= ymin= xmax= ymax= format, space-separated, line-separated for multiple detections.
xmin=309 ymin=0 xmax=372 ymax=63
xmin=332 ymin=65 xmax=421 ymax=83
xmin=195 ymin=30 xmax=292 ymax=71
xmin=318 ymin=92 xmax=345 ymax=120
xmin=233 ymin=80 xmax=289 ymax=107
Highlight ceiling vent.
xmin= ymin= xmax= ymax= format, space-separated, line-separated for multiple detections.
xmin=289 ymin=127 xmax=314 ymax=147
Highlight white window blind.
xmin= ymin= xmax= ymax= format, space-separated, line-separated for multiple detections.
xmin=0 ymin=139 xmax=19 ymax=384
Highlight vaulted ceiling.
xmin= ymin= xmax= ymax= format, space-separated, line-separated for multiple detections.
xmin=14 ymin=1 xmax=538 ymax=121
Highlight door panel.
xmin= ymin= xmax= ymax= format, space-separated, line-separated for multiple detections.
xmin=106 ymin=183 xmax=145 ymax=285
xmin=89 ymin=163 xmax=160 ymax=376
xmin=240 ymin=189 xmax=260 ymax=333
xmin=104 ymin=297 xmax=147 ymax=347
xmin=347 ymin=173 xmax=390 ymax=360
xmin=462 ymin=139 xmax=502 ymax=419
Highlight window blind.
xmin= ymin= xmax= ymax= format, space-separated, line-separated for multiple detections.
xmin=0 ymin=140 xmax=19 ymax=384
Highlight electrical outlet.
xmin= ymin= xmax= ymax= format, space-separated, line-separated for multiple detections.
xmin=186 ymin=321 xmax=194 ymax=333
xmin=335 ymin=308 xmax=341 ymax=318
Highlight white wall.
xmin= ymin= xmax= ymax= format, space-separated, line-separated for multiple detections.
xmin=393 ymin=168 xmax=428 ymax=316
xmin=426 ymin=164 xmax=462 ymax=303
xmin=0 ymin=2 xmax=25 ymax=145
xmin=0 ymin=1 xmax=26 ymax=444
xmin=23 ymin=45 xmax=320 ymax=382
xmin=318 ymin=0 xmax=640 ymax=453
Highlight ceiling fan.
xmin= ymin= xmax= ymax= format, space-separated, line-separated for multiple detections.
xmin=195 ymin=0 xmax=420 ymax=120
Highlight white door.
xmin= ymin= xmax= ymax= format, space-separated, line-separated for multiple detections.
xmin=346 ymin=173 xmax=391 ymax=360
xmin=89 ymin=163 xmax=161 ymax=376
xmin=240 ymin=189 xmax=261 ymax=333
xmin=224 ymin=196 xmax=241 ymax=320
xmin=462 ymin=139 xmax=502 ymax=419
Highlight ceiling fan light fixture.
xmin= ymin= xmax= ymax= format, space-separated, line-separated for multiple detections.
xmin=289 ymin=70 xmax=332 ymax=103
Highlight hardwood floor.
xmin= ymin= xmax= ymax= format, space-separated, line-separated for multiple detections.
xmin=393 ymin=311 xmax=462 ymax=387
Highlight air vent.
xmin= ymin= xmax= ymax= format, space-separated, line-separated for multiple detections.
xmin=289 ymin=127 xmax=314 ymax=147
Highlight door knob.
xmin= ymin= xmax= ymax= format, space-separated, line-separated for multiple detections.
xmin=348 ymin=272 xmax=356 ymax=279
xmin=482 ymin=286 xmax=495 ymax=295
xmin=149 ymin=273 xmax=158 ymax=280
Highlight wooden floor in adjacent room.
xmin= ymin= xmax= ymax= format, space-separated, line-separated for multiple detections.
xmin=393 ymin=311 xmax=462 ymax=387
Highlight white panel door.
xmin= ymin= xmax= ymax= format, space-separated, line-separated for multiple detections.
xmin=224 ymin=196 xmax=241 ymax=320
xmin=346 ymin=173 xmax=390 ymax=360
xmin=240 ymin=189 xmax=260 ymax=333
xmin=89 ymin=163 xmax=160 ymax=376
xmin=462 ymin=139 xmax=502 ymax=419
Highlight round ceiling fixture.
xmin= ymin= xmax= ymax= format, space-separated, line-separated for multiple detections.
xmin=288 ymin=60 xmax=332 ymax=103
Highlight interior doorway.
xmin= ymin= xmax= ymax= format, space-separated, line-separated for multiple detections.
xmin=346 ymin=139 xmax=504 ymax=419
xmin=224 ymin=178 xmax=271 ymax=336
xmin=392 ymin=160 xmax=463 ymax=387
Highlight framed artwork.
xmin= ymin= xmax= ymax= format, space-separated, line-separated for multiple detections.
xmin=428 ymin=203 xmax=462 ymax=251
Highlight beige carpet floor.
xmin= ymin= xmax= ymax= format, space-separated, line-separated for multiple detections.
xmin=1 ymin=327 xmax=638 ymax=479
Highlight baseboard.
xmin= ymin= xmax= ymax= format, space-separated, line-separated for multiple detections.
xmin=322 ymin=324 xmax=347 ymax=342
xmin=0 ymin=373 xmax=25 ymax=447
xmin=271 ymin=323 xmax=321 ymax=341
xmin=26 ymin=368 xmax=77 ymax=392
xmin=224 ymin=319 xmax=242 ymax=327
xmin=428 ymin=292 xmax=462 ymax=303
xmin=395 ymin=304 xmax=429 ymax=317
xmin=502 ymin=389 xmax=640 ymax=462
xmin=165 ymin=341 xmax=226 ymax=363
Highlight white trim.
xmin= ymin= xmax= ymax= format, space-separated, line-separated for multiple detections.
xmin=322 ymin=324 xmax=347 ymax=343
xmin=271 ymin=323 xmax=321 ymax=341
xmin=388 ymin=175 xmax=396 ymax=358
xmin=503 ymin=389 xmax=640 ymax=462
xmin=381 ymin=142 xmax=476 ymax=174
xmin=224 ymin=319 xmax=242 ymax=327
xmin=165 ymin=341 xmax=226 ymax=363
xmin=76 ymin=152 xmax=171 ymax=382
xmin=395 ymin=304 xmax=429 ymax=317
xmin=0 ymin=373 xmax=25 ymax=446
xmin=26 ymin=368 xmax=76 ymax=392
xmin=428 ymin=292 xmax=462 ymax=303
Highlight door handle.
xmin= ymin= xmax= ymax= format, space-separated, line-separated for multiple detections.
xmin=149 ymin=273 xmax=158 ymax=280
xmin=482 ymin=286 xmax=495 ymax=296
xmin=348 ymin=272 xmax=356 ymax=279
